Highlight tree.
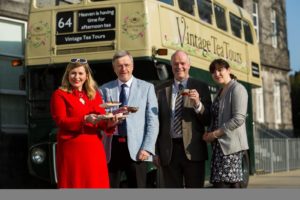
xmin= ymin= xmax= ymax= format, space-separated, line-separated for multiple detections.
xmin=290 ymin=71 xmax=300 ymax=137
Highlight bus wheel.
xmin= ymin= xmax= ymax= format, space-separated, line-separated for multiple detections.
xmin=240 ymin=150 xmax=250 ymax=188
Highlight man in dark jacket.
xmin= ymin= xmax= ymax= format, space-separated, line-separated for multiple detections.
xmin=155 ymin=50 xmax=212 ymax=188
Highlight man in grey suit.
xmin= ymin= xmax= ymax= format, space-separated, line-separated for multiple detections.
xmin=155 ymin=50 xmax=212 ymax=188
xmin=100 ymin=50 xmax=159 ymax=188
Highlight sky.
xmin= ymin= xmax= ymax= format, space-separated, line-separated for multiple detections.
xmin=286 ymin=0 xmax=300 ymax=73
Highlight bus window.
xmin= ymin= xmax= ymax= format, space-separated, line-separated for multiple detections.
xmin=230 ymin=13 xmax=241 ymax=38
xmin=36 ymin=0 xmax=82 ymax=8
xmin=243 ymin=20 xmax=254 ymax=44
xmin=197 ymin=0 xmax=212 ymax=24
xmin=158 ymin=0 xmax=174 ymax=5
xmin=214 ymin=4 xmax=227 ymax=31
xmin=178 ymin=0 xmax=195 ymax=15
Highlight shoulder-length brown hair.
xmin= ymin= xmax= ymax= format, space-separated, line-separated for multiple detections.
xmin=60 ymin=61 xmax=98 ymax=99
xmin=209 ymin=58 xmax=237 ymax=80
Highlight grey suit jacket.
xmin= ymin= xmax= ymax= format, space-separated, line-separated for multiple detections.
xmin=100 ymin=76 xmax=159 ymax=162
xmin=156 ymin=78 xmax=212 ymax=166
xmin=210 ymin=80 xmax=249 ymax=155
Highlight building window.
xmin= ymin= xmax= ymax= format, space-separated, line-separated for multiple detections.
xmin=255 ymin=87 xmax=264 ymax=123
xmin=273 ymin=81 xmax=282 ymax=124
xmin=271 ymin=9 xmax=278 ymax=48
xmin=252 ymin=1 xmax=259 ymax=42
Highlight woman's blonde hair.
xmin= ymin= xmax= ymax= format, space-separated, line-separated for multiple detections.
xmin=60 ymin=60 xmax=98 ymax=99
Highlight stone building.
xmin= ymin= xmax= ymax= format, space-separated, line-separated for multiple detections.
xmin=233 ymin=0 xmax=293 ymax=137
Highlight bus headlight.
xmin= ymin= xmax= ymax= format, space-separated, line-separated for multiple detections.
xmin=31 ymin=148 xmax=46 ymax=164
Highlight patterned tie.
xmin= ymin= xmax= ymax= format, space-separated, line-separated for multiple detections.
xmin=118 ymin=84 xmax=127 ymax=136
xmin=174 ymin=83 xmax=184 ymax=136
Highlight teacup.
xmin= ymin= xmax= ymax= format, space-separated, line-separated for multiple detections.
xmin=181 ymin=89 xmax=190 ymax=96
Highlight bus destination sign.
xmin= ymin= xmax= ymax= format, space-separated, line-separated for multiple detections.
xmin=78 ymin=8 xmax=115 ymax=31
xmin=56 ymin=31 xmax=115 ymax=45
xmin=56 ymin=7 xmax=115 ymax=45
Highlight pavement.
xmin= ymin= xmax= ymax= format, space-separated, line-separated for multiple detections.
xmin=248 ymin=169 xmax=300 ymax=188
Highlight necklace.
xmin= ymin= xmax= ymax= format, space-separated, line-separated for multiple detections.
xmin=78 ymin=92 xmax=85 ymax=105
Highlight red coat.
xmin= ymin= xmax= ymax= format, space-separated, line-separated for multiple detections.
xmin=50 ymin=88 xmax=113 ymax=188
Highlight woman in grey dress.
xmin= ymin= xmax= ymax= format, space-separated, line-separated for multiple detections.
xmin=203 ymin=58 xmax=249 ymax=188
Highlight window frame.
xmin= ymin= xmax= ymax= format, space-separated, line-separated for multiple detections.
xmin=271 ymin=9 xmax=278 ymax=48
xmin=229 ymin=12 xmax=242 ymax=39
xmin=255 ymin=87 xmax=264 ymax=123
xmin=273 ymin=81 xmax=282 ymax=124
xmin=214 ymin=3 xmax=227 ymax=31
xmin=243 ymin=20 xmax=254 ymax=44
xmin=252 ymin=1 xmax=259 ymax=42
xmin=178 ymin=0 xmax=195 ymax=16
xmin=197 ymin=0 xmax=213 ymax=24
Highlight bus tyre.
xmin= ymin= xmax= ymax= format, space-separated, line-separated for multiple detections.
xmin=241 ymin=150 xmax=250 ymax=188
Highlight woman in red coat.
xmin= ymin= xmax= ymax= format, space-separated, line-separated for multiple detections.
xmin=50 ymin=59 xmax=118 ymax=188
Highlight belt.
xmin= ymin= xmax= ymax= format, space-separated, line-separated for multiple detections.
xmin=113 ymin=135 xmax=127 ymax=143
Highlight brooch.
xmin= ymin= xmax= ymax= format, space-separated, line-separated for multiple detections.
xmin=79 ymin=97 xmax=85 ymax=105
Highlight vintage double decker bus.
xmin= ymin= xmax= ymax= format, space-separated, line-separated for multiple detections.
xmin=24 ymin=0 xmax=261 ymax=187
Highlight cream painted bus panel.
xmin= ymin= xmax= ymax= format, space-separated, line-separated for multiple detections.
xmin=26 ymin=12 xmax=52 ymax=65
xmin=119 ymin=2 xmax=149 ymax=51
xmin=158 ymin=5 xmax=261 ymax=86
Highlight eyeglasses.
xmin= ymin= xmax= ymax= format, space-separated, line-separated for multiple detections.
xmin=70 ymin=58 xmax=87 ymax=64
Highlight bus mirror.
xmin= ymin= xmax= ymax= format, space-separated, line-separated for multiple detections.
xmin=11 ymin=59 xmax=23 ymax=67
xmin=155 ymin=63 xmax=169 ymax=80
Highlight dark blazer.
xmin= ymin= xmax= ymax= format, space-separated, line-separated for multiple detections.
xmin=156 ymin=78 xmax=212 ymax=166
